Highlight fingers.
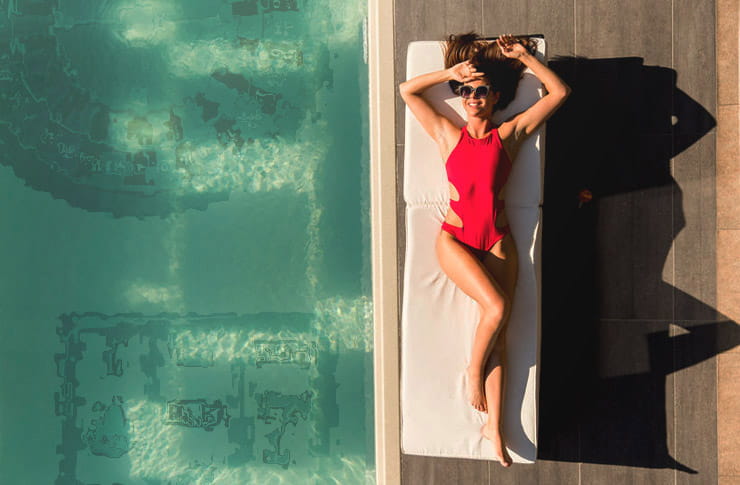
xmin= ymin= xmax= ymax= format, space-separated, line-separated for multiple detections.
xmin=501 ymin=33 xmax=516 ymax=44
xmin=461 ymin=72 xmax=485 ymax=83
xmin=496 ymin=33 xmax=525 ymax=58
xmin=496 ymin=35 xmax=512 ymax=53
xmin=463 ymin=63 xmax=484 ymax=83
xmin=455 ymin=60 xmax=474 ymax=74
xmin=498 ymin=33 xmax=518 ymax=47
xmin=459 ymin=60 xmax=481 ymax=80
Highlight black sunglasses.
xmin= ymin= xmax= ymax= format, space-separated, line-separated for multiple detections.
xmin=457 ymin=84 xmax=491 ymax=99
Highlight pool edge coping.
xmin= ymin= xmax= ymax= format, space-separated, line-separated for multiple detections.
xmin=368 ymin=0 xmax=402 ymax=484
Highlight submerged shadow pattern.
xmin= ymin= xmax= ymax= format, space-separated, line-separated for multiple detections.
xmin=0 ymin=0 xmax=356 ymax=218
xmin=54 ymin=311 xmax=341 ymax=484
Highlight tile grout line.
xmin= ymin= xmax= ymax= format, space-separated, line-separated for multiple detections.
xmin=481 ymin=0 xmax=484 ymax=34
xmin=601 ymin=318 xmax=677 ymax=322
xmin=718 ymin=2 xmax=727 ymax=482
xmin=671 ymin=0 xmax=676 ymax=315
xmin=600 ymin=318 xmax=733 ymax=323
xmin=574 ymin=3 xmax=579 ymax=481
xmin=716 ymin=321 xmax=720 ymax=481
xmin=670 ymin=2 xmax=677 ymax=483
xmin=573 ymin=0 xmax=577 ymax=56
xmin=574 ymin=4 xmax=578 ymax=482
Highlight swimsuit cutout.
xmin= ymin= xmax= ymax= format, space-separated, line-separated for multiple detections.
xmin=441 ymin=126 xmax=512 ymax=251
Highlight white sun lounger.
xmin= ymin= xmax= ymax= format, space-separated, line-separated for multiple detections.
xmin=400 ymin=37 xmax=546 ymax=463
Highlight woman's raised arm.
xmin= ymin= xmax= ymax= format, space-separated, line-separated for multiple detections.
xmin=497 ymin=35 xmax=571 ymax=142
xmin=399 ymin=61 xmax=482 ymax=150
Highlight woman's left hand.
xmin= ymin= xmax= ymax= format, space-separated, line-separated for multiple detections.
xmin=496 ymin=34 xmax=528 ymax=59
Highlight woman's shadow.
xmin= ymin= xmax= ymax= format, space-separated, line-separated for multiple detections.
xmin=537 ymin=56 xmax=740 ymax=473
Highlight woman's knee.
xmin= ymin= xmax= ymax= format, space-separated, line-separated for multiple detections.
xmin=480 ymin=294 xmax=509 ymax=327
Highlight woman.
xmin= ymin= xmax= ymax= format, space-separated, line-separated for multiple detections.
xmin=399 ymin=33 xmax=570 ymax=467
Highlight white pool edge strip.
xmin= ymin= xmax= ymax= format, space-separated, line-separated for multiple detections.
xmin=368 ymin=0 xmax=401 ymax=484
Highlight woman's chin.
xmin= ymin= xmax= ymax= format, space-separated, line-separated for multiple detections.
xmin=466 ymin=108 xmax=488 ymax=119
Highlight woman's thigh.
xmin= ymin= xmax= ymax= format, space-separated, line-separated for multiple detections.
xmin=435 ymin=230 xmax=506 ymax=311
xmin=480 ymin=235 xmax=518 ymax=370
xmin=481 ymin=234 xmax=518 ymax=300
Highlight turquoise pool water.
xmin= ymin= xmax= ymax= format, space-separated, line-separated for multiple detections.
xmin=0 ymin=0 xmax=373 ymax=483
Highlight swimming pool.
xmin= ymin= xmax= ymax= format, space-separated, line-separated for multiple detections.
xmin=0 ymin=0 xmax=374 ymax=483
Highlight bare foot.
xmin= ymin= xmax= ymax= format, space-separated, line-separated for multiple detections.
xmin=480 ymin=425 xmax=511 ymax=467
xmin=465 ymin=367 xmax=487 ymax=412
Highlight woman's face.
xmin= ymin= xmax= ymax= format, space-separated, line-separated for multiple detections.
xmin=460 ymin=78 xmax=500 ymax=118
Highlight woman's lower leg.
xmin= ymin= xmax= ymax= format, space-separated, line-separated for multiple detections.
xmin=482 ymin=344 xmax=511 ymax=466
xmin=484 ymin=345 xmax=505 ymax=430
xmin=465 ymin=302 xmax=507 ymax=410
xmin=466 ymin=304 xmax=505 ymax=376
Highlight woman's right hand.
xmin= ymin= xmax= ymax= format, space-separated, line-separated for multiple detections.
xmin=447 ymin=61 xmax=484 ymax=83
xmin=496 ymin=34 xmax=529 ymax=59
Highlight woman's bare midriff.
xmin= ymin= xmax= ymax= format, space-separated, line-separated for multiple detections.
xmin=443 ymin=207 xmax=463 ymax=228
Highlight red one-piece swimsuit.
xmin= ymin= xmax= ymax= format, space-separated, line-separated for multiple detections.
xmin=441 ymin=126 xmax=512 ymax=251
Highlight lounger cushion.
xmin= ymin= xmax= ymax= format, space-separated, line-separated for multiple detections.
xmin=400 ymin=38 xmax=546 ymax=463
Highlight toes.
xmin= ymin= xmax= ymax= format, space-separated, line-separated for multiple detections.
xmin=471 ymin=401 xmax=484 ymax=411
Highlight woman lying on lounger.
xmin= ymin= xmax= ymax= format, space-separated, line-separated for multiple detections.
xmin=399 ymin=33 xmax=570 ymax=467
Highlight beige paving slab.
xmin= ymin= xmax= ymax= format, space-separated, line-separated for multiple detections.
xmin=719 ymin=352 xmax=740 ymax=476
xmin=674 ymin=323 xmax=718 ymax=484
xmin=717 ymin=105 xmax=740 ymax=234
xmin=718 ymin=105 xmax=740 ymax=164
xmin=575 ymin=0 xmax=672 ymax=66
xmin=717 ymin=0 xmax=739 ymax=105
xmin=401 ymin=455 xmax=489 ymax=485
xmin=481 ymin=0 xmax=575 ymax=57
xmin=674 ymin=0 xmax=717 ymax=117
xmin=580 ymin=463 xmax=675 ymax=485
xmin=718 ymin=230 xmax=740 ymax=323
xmin=673 ymin=134 xmax=718 ymax=319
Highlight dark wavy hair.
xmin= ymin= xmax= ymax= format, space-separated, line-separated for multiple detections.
xmin=443 ymin=32 xmax=535 ymax=111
